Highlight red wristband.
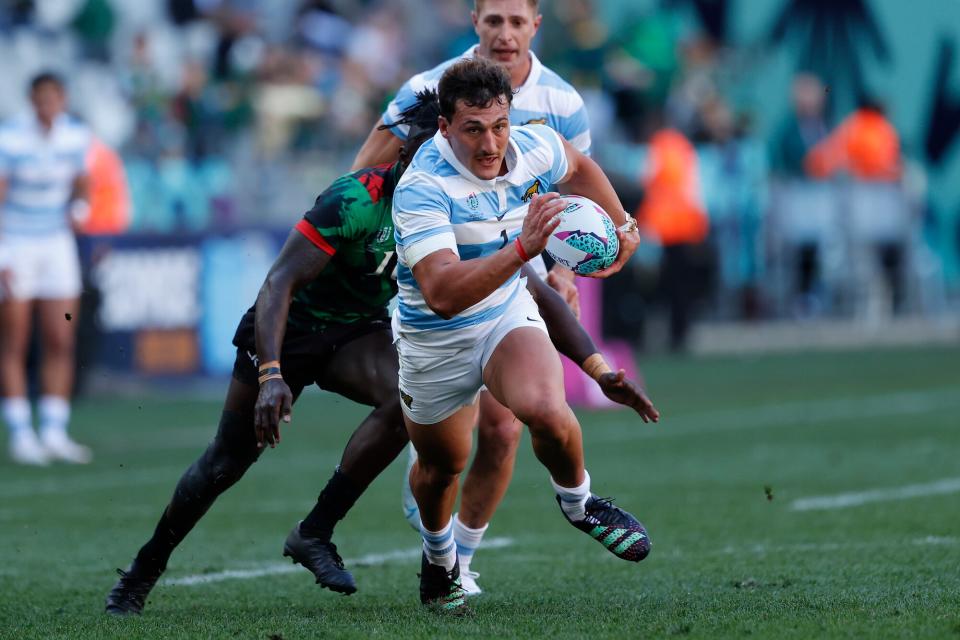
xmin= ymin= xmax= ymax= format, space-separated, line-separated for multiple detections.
xmin=514 ymin=237 xmax=531 ymax=263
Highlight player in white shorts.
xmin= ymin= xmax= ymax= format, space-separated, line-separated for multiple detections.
xmin=393 ymin=58 xmax=657 ymax=614
xmin=0 ymin=72 xmax=93 ymax=465
xmin=355 ymin=0 xmax=636 ymax=595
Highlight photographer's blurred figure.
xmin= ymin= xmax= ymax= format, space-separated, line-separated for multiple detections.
xmin=0 ymin=72 xmax=93 ymax=465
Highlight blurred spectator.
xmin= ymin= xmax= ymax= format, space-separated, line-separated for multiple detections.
xmin=82 ymin=138 xmax=131 ymax=236
xmin=770 ymin=72 xmax=829 ymax=177
xmin=806 ymin=97 xmax=901 ymax=182
xmin=637 ymin=128 xmax=710 ymax=350
xmin=70 ymin=0 xmax=115 ymax=62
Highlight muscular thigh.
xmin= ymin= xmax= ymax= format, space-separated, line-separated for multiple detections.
xmin=482 ymin=327 xmax=565 ymax=412
xmin=315 ymin=328 xmax=399 ymax=407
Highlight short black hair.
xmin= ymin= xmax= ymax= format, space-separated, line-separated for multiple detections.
xmin=378 ymin=89 xmax=441 ymax=167
xmin=30 ymin=71 xmax=65 ymax=93
xmin=437 ymin=58 xmax=513 ymax=122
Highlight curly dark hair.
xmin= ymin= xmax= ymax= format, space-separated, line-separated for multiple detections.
xmin=378 ymin=89 xmax=441 ymax=167
xmin=437 ymin=58 xmax=513 ymax=122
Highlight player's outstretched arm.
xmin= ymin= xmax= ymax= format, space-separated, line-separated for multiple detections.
xmin=351 ymin=119 xmax=405 ymax=171
xmin=556 ymin=136 xmax=641 ymax=278
xmin=252 ymin=231 xmax=333 ymax=448
xmin=523 ymin=264 xmax=659 ymax=423
xmin=412 ymin=192 xmax=566 ymax=319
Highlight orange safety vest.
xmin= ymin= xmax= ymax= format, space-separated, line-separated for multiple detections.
xmin=636 ymin=129 xmax=709 ymax=246
xmin=805 ymin=109 xmax=901 ymax=181
xmin=81 ymin=138 xmax=131 ymax=235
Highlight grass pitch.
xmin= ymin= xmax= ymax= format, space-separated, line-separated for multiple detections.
xmin=1 ymin=346 xmax=959 ymax=639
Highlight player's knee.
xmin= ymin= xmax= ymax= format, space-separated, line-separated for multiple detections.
xmin=515 ymin=397 xmax=571 ymax=440
xmin=373 ymin=398 xmax=408 ymax=445
xmin=477 ymin=415 xmax=522 ymax=462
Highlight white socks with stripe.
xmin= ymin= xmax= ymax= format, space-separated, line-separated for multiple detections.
xmin=421 ymin=518 xmax=457 ymax=571
xmin=39 ymin=396 xmax=70 ymax=440
xmin=552 ymin=470 xmax=592 ymax=522
xmin=452 ymin=513 xmax=487 ymax=574
xmin=2 ymin=397 xmax=32 ymax=436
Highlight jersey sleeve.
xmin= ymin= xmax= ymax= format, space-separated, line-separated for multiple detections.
xmin=297 ymin=175 xmax=372 ymax=256
xmin=380 ymin=77 xmax=421 ymax=141
xmin=562 ymin=103 xmax=591 ymax=156
xmin=393 ymin=173 xmax=457 ymax=267
xmin=526 ymin=124 xmax=570 ymax=185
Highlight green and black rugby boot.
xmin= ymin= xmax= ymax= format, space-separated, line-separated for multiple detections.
xmin=418 ymin=552 xmax=471 ymax=616
xmin=558 ymin=495 xmax=651 ymax=562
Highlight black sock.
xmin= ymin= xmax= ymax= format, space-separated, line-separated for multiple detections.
xmin=300 ymin=468 xmax=364 ymax=539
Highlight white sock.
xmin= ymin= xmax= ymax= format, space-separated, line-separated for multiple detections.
xmin=421 ymin=518 xmax=456 ymax=571
xmin=551 ymin=470 xmax=591 ymax=521
xmin=453 ymin=513 xmax=488 ymax=572
xmin=2 ymin=397 xmax=33 ymax=436
xmin=39 ymin=396 xmax=70 ymax=440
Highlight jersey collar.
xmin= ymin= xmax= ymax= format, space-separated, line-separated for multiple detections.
xmin=434 ymin=129 xmax=528 ymax=188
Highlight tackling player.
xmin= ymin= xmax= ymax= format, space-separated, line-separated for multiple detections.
xmin=393 ymin=58 xmax=658 ymax=615
xmin=354 ymin=0 xmax=642 ymax=595
xmin=104 ymin=91 xmax=655 ymax=615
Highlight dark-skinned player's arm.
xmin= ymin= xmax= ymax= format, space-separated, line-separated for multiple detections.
xmin=252 ymin=231 xmax=333 ymax=448
xmin=554 ymin=135 xmax=641 ymax=278
xmin=522 ymin=265 xmax=659 ymax=422
xmin=412 ymin=192 xmax=568 ymax=318
xmin=351 ymin=118 xmax=404 ymax=171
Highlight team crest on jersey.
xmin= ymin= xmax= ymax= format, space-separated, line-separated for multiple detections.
xmin=523 ymin=117 xmax=547 ymax=125
xmin=376 ymin=226 xmax=391 ymax=244
xmin=400 ymin=389 xmax=414 ymax=409
xmin=522 ymin=179 xmax=542 ymax=202
xmin=467 ymin=192 xmax=479 ymax=210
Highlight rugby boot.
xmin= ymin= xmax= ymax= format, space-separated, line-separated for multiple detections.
xmin=283 ymin=522 xmax=356 ymax=594
xmin=418 ymin=552 xmax=470 ymax=615
xmin=104 ymin=560 xmax=162 ymax=615
xmin=558 ymin=495 xmax=651 ymax=562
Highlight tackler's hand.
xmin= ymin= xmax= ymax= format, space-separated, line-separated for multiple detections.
xmin=254 ymin=378 xmax=293 ymax=448
xmin=597 ymin=370 xmax=660 ymax=423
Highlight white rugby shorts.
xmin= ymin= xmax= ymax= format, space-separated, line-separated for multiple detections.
xmin=396 ymin=285 xmax=549 ymax=425
xmin=0 ymin=230 xmax=82 ymax=301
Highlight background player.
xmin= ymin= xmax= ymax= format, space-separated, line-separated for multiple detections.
xmin=354 ymin=0 xmax=641 ymax=594
xmin=393 ymin=59 xmax=654 ymax=614
xmin=0 ymin=72 xmax=92 ymax=465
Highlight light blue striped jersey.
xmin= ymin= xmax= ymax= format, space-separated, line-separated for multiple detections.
xmin=0 ymin=113 xmax=91 ymax=236
xmin=392 ymin=124 xmax=568 ymax=348
xmin=382 ymin=46 xmax=591 ymax=155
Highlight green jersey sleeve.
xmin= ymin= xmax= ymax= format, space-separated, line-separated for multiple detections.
xmin=296 ymin=175 xmax=378 ymax=254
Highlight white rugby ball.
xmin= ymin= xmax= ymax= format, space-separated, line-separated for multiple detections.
xmin=545 ymin=196 xmax=619 ymax=275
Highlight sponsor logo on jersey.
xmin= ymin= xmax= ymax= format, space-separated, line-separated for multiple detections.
xmin=376 ymin=226 xmax=392 ymax=244
xmin=522 ymin=117 xmax=548 ymax=125
xmin=522 ymin=179 xmax=542 ymax=202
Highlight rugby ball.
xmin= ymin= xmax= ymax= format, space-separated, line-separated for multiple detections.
xmin=545 ymin=196 xmax=619 ymax=275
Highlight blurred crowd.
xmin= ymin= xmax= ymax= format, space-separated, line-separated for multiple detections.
xmin=0 ymin=0 xmax=952 ymax=342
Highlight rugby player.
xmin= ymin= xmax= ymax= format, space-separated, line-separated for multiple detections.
xmin=0 ymin=72 xmax=92 ymax=465
xmin=394 ymin=58 xmax=657 ymax=614
xmin=354 ymin=0 xmax=642 ymax=595
xmin=104 ymin=91 xmax=655 ymax=615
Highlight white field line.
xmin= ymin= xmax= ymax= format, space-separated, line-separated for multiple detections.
xmin=162 ymin=536 xmax=514 ymax=587
xmin=790 ymin=477 xmax=960 ymax=511
xmin=590 ymin=386 xmax=960 ymax=442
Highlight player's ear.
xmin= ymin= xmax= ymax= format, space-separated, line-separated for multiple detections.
xmin=439 ymin=116 xmax=451 ymax=139
xmin=471 ymin=10 xmax=479 ymax=31
xmin=532 ymin=12 xmax=542 ymax=32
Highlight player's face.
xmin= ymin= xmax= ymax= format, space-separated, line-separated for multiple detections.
xmin=473 ymin=0 xmax=542 ymax=80
xmin=440 ymin=97 xmax=511 ymax=181
xmin=30 ymin=83 xmax=66 ymax=126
